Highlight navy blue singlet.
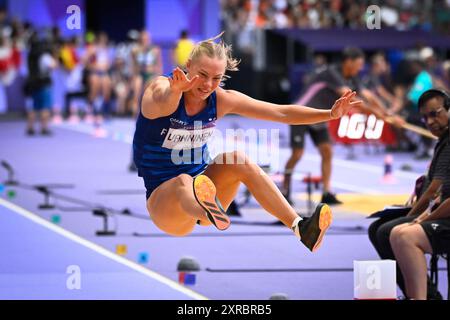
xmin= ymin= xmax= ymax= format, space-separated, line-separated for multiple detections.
xmin=133 ymin=91 xmax=217 ymax=199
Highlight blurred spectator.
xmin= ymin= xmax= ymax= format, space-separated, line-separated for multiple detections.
xmin=25 ymin=34 xmax=57 ymax=136
xmin=405 ymin=56 xmax=435 ymax=159
xmin=127 ymin=30 xmax=163 ymax=172
xmin=364 ymin=53 xmax=402 ymax=113
xmin=0 ymin=34 xmax=13 ymax=113
xmin=133 ymin=30 xmax=162 ymax=85
xmin=0 ymin=7 xmax=11 ymax=35
xmin=131 ymin=30 xmax=162 ymax=115
xmin=83 ymin=32 xmax=113 ymax=134
xmin=380 ymin=0 xmax=400 ymax=28
xmin=0 ymin=34 xmax=17 ymax=87
xmin=60 ymin=37 xmax=79 ymax=72
xmin=403 ymin=47 xmax=450 ymax=159
xmin=173 ymin=30 xmax=194 ymax=69
xmin=220 ymin=0 xmax=448 ymax=34
xmin=60 ymin=36 xmax=85 ymax=122
xmin=434 ymin=0 xmax=450 ymax=35
xmin=422 ymin=48 xmax=450 ymax=95
xmin=49 ymin=26 xmax=63 ymax=51
xmin=364 ymin=53 xmax=417 ymax=152
xmin=111 ymin=43 xmax=133 ymax=116
xmin=271 ymin=0 xmax=292 ymax=28
xmin=442 ymin=60 xmax=450 ymax=89
xmin=49 ymin=27 xmax=65 ymax=123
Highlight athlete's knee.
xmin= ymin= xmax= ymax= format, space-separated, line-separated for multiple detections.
xmin=224 ymin=151 xmax=250 ymax=165
xmin=216 ymin=151 xmax=256 ymax=179
xmin=174 ymin=173 xmax=194 ymax=189
xmin=230 ymin=151 xmax=259 ymax=174
xmin=390 ymin=225 xmax=410 ymax=246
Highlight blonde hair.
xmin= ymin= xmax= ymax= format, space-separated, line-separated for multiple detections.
xmin=188 ymin=31 xmax=240 ymax=81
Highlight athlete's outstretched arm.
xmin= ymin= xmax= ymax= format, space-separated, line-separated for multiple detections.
xmin=141 ymin=67 xmax=201 ymax=119
xmin=217 ymin=88 xmax=362 ymax=124
xmin=343 ymin=88 xmax=406 ymax=127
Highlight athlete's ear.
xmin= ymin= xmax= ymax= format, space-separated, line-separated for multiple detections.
xmin=186 ymin=59 xmax=191 ymax=70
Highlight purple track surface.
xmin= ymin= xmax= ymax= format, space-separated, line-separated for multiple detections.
xmin=0 ymin=117 xmax=447 ymax=299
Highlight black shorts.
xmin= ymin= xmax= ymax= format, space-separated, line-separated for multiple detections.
xmin=421 ymin=219 xmax=450 ymax=253
xmin=290 ymin=124 xmax=331 ymax=149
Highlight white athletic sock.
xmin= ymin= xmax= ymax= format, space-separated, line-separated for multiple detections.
xmin=291 ymin=216 xmax=303 ymax=239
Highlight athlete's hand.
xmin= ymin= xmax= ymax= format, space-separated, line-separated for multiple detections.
xmin=330 ymin=90 xmax=363 ymax=119
xmin=168 ymin=67 xmax=201 ymax=93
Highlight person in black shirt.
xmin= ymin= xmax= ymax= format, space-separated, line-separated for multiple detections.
xmin=388 ymin=89 xmax=450 ymax=300
xmin=369 ymin=89 xmax=450 ymax=299
xmin=282 ymin=47 xmax=393 ymax=205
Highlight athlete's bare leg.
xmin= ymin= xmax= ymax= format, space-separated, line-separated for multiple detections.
xmin=147 ymin=150 xmax=331 ymax=240
xmin=205 ymin=151 xmax=298 ymax=227
xmin=146 ymin=173 xmax=211 ymax=236
xmin=147 ymin=150 xmax=299 ymax=236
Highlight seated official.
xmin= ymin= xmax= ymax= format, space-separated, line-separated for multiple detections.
xmin=368 ymin=89 xmax=450 ymax=299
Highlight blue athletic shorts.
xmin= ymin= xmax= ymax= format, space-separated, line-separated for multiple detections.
xmin=143 ymin=168 xmax=208 ymax=200
xmin=32 ymin=86 xmax=52 ymax=111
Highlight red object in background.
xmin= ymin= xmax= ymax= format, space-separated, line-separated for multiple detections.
xmin=0 ymin=46 xmax=20 ymax=73
xmin=0 ymin=58 xmax=8 ymax=73
xmin=0 ymin=48 xmax=11 ymax=73
xmin=328 ymin=111 xmax=397 ymax=145
xmin=11 ymin=46 xmax=21 ymax=68
xmin=302 ymin=176 xmax=322 ymax=184
xmin=70 ymin=47 xmax=79 ymax=64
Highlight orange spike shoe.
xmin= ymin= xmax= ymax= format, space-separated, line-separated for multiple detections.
xmin=193 ymin=175 xmax=230 ymax=231
xmin=294 ymin=203 xmax=332 ymax=252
